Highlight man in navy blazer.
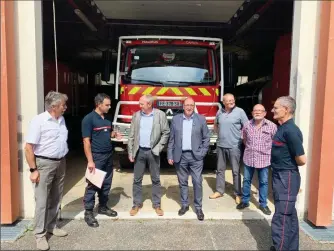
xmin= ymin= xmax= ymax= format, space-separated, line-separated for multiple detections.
xmin=167 ymin=97 xmax=210 ymax=220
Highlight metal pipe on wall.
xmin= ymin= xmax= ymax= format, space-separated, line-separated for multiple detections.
xmin=52 ymin=0 xmax=58 ymax=92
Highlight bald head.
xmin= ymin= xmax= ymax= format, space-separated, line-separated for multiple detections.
xmin=253 ymin=104 xmax=265 ymax=111
xmin=252 ymin=103 xmax=266 ymax=121
xmin=184 ymin=97 xmax=195 ymax=105
xmin=222 ymin=93 xmax=235 ymax=111
xmin=223 ymin=93 xmax=234 ymax=101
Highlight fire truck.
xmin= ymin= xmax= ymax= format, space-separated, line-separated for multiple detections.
xmin=110 ymin=36 xmax=224 ymax=167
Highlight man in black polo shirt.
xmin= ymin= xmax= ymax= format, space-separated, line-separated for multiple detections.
xmin=270 ymin=96 xmax=306 ymax=251
xmin=81 ymin=93 xmax=121 ymax=227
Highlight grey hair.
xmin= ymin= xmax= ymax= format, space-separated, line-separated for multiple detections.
xmin=94 ymin=93 xmax=110 ymax=106
xmin=45 ymin=91 xmax=68 ymax=111
xmin=277 ymin=96 xmax=296 ymax=114
xmin=142 ymin=94 xmax=155 ymax=105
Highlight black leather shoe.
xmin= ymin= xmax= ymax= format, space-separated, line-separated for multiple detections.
xmin=236 ymin=202 xmax=249 ymax=210
xmin=270 ymin=246 xmax=276 ymax=251
xmin=178 ymin=206 xmax=189 ymax=216
xmin=196 ymin=209 xmax=204 ymax=221
xmin=84 ymin=210 xmax=99 ymax=228
xmin=98 ymin=206 xmax=118 ymax=217
xmin=260 ymin=206 xmax=272 ymax=215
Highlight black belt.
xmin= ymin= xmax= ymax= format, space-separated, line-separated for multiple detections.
xmin=182 ymin=150 xmax=192 ymax=153
xmin=35 ymin=155 xmax=63 ymax=161
xmin=139 ymin=147 xmax=151 ymax=151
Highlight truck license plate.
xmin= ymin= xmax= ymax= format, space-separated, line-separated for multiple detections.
xmin=157 ymin=100 xmax=182 ymax=108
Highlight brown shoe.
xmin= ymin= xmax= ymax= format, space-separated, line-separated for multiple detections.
xmin=130 ymin=206 xmax=141 ymax=216
xmin=209 ymin=192 xmax=223 ymax=199
xmin=235 ymin=195 xmax=241 ymax=204
xmin=154 ymin=207 xmax=164 ymax=216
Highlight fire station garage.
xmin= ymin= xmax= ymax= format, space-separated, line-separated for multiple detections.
xmin=1 ymin=0 xmax=333 ymax=226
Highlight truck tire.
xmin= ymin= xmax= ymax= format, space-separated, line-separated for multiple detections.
xmin=118 ymin=153 xmax=134 ymax=170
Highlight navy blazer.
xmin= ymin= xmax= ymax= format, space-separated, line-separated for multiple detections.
xmin=167 ymin=113 xmax=210 ymax=163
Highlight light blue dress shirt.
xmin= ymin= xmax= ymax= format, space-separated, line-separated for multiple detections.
xmin=139 ymin=109 xmax=154 ymax=148
xmin=182 ymin=114 xmax=193 ymax=151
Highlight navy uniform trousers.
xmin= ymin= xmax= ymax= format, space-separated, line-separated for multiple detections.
xmin=271 ymin=168 xmax=300 ymax=251
xmin=83 ymin=152 xmax=113 ymax=210
xmin=175 ymin=151 xmax=203 ymax=210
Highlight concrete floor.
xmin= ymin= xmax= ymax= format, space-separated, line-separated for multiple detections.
xmin=60 ymin=151 xmax=275 ymax=220
xmin=2 ymin=220 xmax=334 ymax=250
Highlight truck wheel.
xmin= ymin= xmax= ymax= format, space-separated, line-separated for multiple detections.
xmin=204 ymin=154 xmax=217 ymax=171
xmin=118 ymin=154 xmax=134 ymax=170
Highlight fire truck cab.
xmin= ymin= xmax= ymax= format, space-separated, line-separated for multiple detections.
xmin=111 ymin=36 xmax=224 ymax=166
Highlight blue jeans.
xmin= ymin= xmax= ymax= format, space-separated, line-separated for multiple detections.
xmin=242 ymin=165 xmax=269 ymax=208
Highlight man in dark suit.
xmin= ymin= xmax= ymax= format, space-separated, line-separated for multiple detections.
xmin=167 ymin=97 xmax=210 ymax=221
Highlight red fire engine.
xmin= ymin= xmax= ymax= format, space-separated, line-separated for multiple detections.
xmin=111 ymin=36 xmax=224 ymax=166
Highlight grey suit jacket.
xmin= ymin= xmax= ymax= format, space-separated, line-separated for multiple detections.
xmin=128 ymin=109 xmax=170 ymax=159
xmin=167 ymin=113 xmax=210 ymax=163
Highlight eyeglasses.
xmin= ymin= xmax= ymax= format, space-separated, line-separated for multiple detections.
xmin=184 ymin=104 xmax=195 ymax=107
xmin=253 ymin=110 xmax=265 ymax=112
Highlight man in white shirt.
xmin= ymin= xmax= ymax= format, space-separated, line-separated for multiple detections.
xmin=25 ymin=91 xmax=69 ymax=251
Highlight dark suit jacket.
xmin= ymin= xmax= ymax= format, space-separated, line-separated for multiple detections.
xmin=167 ymin=113 xmax=210 ymax=163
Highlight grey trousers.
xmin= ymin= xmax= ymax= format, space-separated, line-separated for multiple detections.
xmin=133 ymin=149 xmax=161 ymax=208
xmin=175 ymin=151 xmax=203 ymax=210
xmin=216 ymin=147 xmax=241 ymax=196
xmin=34 ymin=158 xmax=66 ymax=238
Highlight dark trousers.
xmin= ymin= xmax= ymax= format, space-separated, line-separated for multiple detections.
xmin=175 ymin=151 xmax=203 ymax=210
xmin=271 ymin=169 xmax=300 ymax=251
xmin=216 ymin=147 xmax=242 ymax=196
xmin=133 ymin=148 xmax=161 ymax=208
xmin=84 ymin=152 xmax=113 ymax=210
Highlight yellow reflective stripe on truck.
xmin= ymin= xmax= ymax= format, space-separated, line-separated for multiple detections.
xmin=184 ymin=88 xmax=197 ymax=96
xmin=142 ymin=87 xmax=155 ymax=95
xmin=198 ymin=88 xmax=211 ymax=96
xmin=156 ymin=87 xmax=169 ymax=95
xmin=128 ymin=86 xmax=141 ymax=95
xmin=170 ymin=87 xmax=183 ymax=96
xmin=127 ymin=86 xmax=215 ymax=96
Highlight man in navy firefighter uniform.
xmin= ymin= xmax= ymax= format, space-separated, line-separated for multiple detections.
xmin=270 ymin=96 xmax=306 ymax=251
xmin=81 ymin=93 xmax=122 ymax=228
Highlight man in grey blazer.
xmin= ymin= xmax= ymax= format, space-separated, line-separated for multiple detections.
xmin=128 ymin=94 xmax=170 ymax=216
xmin=167 ymin=97 xmax=210 ymax=221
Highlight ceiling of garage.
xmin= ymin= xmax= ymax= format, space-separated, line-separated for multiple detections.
xmin=94 ymin=0 xmax=243 ymax=22
xmin=42 ymin=0 xmax=294 ymax=69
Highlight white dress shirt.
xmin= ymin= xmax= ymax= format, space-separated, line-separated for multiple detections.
xmin=26 ymin=111 xmax=68 ymax=159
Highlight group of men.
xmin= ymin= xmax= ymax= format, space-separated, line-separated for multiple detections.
xmin=25 ymin=91 xmax=306 ymax=251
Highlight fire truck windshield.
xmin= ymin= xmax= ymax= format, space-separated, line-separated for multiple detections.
xmin=122 ymin=46 xmax=216 ymax=86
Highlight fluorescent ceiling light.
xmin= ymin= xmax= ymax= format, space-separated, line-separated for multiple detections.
xmin=74 ymin=9 xmax=98 ymax=32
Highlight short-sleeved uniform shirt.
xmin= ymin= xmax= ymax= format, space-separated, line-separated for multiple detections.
xmin=271 ymin=119 xmax=304 ymax=170
xmin=81 ymin=110 xmax=113 ymax=153
xmin=215 ymin=106 xmax=249 ymax=148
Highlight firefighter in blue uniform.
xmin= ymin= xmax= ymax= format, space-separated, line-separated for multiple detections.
xmin=270 ymin=96 xmax=306 ymax=251
xmin=81 ymin=93 xmax=122 ymax=228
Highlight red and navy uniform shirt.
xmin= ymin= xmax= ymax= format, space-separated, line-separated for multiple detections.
xmin=81 ymin=110 xmax=113 ymax=153
xmin=271 ymin=119 xmax=305 ymax=170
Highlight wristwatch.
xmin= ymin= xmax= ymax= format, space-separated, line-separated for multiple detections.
xmin=29 ymin=168 xmax=37 ymax=173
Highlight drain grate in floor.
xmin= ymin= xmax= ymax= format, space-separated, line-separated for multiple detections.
xmin=1 ymin=219 xmax=33 ymax=242
xmin=300 ymin=220 xmax=334 ymax=243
